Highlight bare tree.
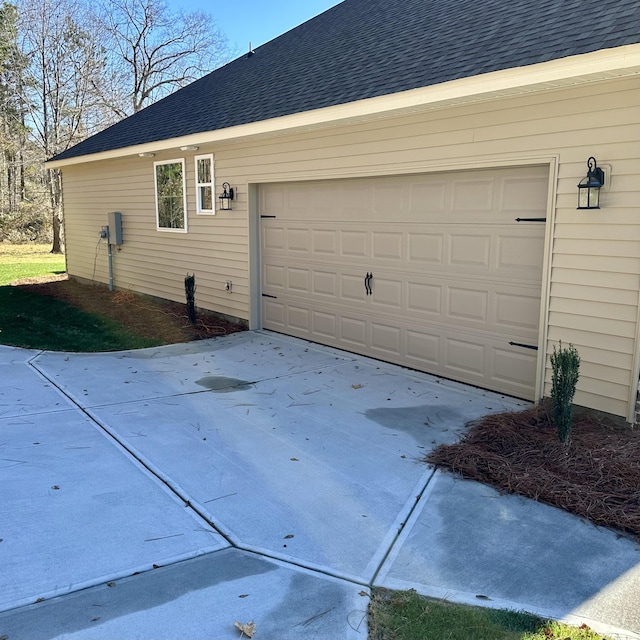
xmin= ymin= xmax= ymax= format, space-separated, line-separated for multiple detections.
xmin=0 ymin=1 xmax=28 ymax=215
xmin=18 ymin=0 xmax=109 ymax=251
xmin=96 ymin=0 xmax=229 ymax=116
xmin=4 ymin=0 xmax=231 ymax=247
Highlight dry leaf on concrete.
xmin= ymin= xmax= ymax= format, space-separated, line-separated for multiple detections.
xmin=234 ymin=620 xmax=256 ymax=638
xmin=351 ymin=384 xmax=363 ymax=389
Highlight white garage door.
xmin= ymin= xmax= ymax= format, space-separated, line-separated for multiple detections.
xmin=260 ymin=166 xmax=548 ymax=399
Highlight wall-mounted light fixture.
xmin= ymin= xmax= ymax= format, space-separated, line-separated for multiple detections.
xmin=577 ymin=156 xmax=605 ymax=210
xmin=180 ymin=145 xmax=199 ymax=151
xmin=138 ymin=152 xmax=155 ymax=158
xmin=219 ymin=182 xmax=235 ymax=210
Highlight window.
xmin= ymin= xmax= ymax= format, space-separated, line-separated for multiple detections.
xmin=154 ymin=159 xmax=187 ymax=231
xmin=195 ymin=154 xmax=215 ymax=214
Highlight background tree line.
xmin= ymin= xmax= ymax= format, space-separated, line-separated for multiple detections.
xmin=0 ymin=0 xmax=230 ymax=250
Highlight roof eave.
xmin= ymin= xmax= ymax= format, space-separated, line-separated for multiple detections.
xmin=46 ymin=44 xmax=640 ymax=169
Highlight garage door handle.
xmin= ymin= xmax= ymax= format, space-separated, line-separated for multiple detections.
xmin=365 ymin=272 xmax=373 ymax=296
xmin=509 ymin=341 xmax=538 ymax=350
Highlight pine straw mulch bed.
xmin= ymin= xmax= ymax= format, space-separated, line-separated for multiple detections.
xmin=15 ymin=277 xmax=247 ymax=344
xmin=426 ymin=403 xmax=640 ymax=539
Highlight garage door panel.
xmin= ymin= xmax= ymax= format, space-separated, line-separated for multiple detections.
xmin=264 ymin=264 xmax=285 ymax=289
xmin=408 ymin=181 xmax=448 ymax=217
xmin=342 ymin=184 xmax=372 ymax=213
xmin=407 ymin=282 xmax=442 ymax=315
xmin=495 ymin=291 xmax=541 ymax=333
xmin=287 ymin=268 xmax=310 ymax=293
xmin=493 ymin=347 xmax=538 ymax=389
xmin=287 ymin=305 xmax=310 ymax=331
xmin=342 ymin=274 xmax=367 ymax=301
xmin=261 ymin=165 xmax=547 ymax=400
xmin=500 ymin=174 xmax=549 ymax=214
xmin=372 ymin=231 xmax=403 ymax=260
xmin=406 ymin=330 xmax=441 ymax=367
xmin=261 ymin=185 xmax=285 ymax=214
xmin=495 ymin=232 xmax=545 ymax=276
xmin=449 ymin=233 xmax=492 ymax=269
xmin=285 ymin=186 xmax=310 ymax=210
xmin=371 ymin=277 xmax=403 ymax=307
xmin=451 ymin=177 xmax=494 ymax=213
xmin=263 ymin=299 xmax=286 ymax=328
xmin=340 ymin=316 xmax=368 ymax=348
xmin=312 ymin=310 xmax=337 ymax=339
xmin=447 ymin=287 xmax=489 ymax=323
xmin=446 ymin=339 xmax=486 ymax=380
xmin=408 ymin=233 xmax=444 ymax=263
xmin=286 ymin=228 xmax=311 ymax=252
xmin=312 ymin=229 xmax=338 ymax=254
xmin=263 ymin=226 xmax=285 ymax=251
xmin=371 ymin=322 xmax=402 ymax=355
xmin=312 ymin=271 xmax=337 ymax=296
xmin=340 ymin=230 xmax=368 ymax=257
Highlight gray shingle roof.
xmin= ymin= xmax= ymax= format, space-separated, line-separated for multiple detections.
xmin=51 ymin=0 xmax=640 ymax=162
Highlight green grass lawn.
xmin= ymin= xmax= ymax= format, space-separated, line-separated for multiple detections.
xmin=369 ymin=590 xmax=613 ymax=640
xmin=0 ymin=244 xmax=160 ymax=351
xmin=0 ymin=286 xmax=162 ymax=351
xmin=0 ymin=243 xmax=66 ymax=285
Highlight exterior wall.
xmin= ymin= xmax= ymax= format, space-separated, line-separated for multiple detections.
xmin=61 ymin=75 xmax=640 ymax=419
xmin=62 ymin=154 xmax=250 ymax=321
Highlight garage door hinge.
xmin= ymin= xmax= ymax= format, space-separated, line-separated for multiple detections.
xmin=515 ymin=217 xmax=546 ymax=222
xmin=509 ymin=341 xmax=538 ymax=350
xmin=262 ymin=293 xmax=277 ymax=299
xmin=260 ymin=215 xmax=277 ymax=218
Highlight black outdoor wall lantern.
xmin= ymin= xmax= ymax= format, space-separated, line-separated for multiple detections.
xmin=219 ymin=182 xmax=235 ymax=210
xmin=577 ymin=156 xmax=605 ymax=210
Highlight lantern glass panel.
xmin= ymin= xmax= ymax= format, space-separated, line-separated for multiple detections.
xmin=578 ymin=184 xmax=600 ymax=209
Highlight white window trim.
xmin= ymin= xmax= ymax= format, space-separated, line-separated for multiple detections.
xmin=195 ymin=153 xmax=215 ymax=215
xmin=154 ymin=158 xmax=188 ymax=233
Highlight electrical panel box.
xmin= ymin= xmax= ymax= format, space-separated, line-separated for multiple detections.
xmin=107 ymin=211 xmax=123 ymax=245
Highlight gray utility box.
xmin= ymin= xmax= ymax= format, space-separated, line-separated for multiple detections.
xmin=107 ymin=211 xmax=123 ymax=245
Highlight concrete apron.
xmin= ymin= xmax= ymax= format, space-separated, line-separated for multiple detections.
xmin=0 ymin=332 xmax=638 ymax=640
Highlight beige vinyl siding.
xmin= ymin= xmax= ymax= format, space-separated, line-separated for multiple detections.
xmin=62 ymin=155 xmax=250 ymax=320
xmin=61 ymin=74 xmax=640 ymax=418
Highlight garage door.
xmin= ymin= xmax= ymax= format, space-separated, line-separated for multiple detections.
xmin=260 ymin=166 xmax=548 ymax=399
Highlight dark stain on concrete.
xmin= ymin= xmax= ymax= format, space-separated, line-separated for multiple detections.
xmin=365 ymin=404 xmax=465 ymax=445
xmin=195 ymin=376 xmax=254 ymax=392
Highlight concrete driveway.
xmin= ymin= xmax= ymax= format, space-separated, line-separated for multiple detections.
xmin=1 ymin=331 xmax=638 ymax=639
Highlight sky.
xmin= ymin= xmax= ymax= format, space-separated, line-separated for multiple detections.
xmin=168 ymin=0 xmax=344 ymax=53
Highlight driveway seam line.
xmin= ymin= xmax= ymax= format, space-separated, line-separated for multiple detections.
xmin=231 ymin=547 xmax=371 ymax=590
xmin=27 ymin=357 xmax=372 ymax=594
xmin=369 ymin=466 xmax=437 ymax=586
xmin=27 ymin=358 xmax=235 ymax=549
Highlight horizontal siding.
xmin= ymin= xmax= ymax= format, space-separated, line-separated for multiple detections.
xmin=549 ymin=297 xmax=638 ymax=323
xmin=62 ymin=153 xmax=250 ymax=320
xmin=62 ymin=75 xmax=640 ymax=418
xmin=546 ymin=325 xmax=635 ymax=356
xmin=550 ymin=282 xmax=638 ymax=305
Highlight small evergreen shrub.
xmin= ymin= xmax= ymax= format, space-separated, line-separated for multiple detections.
xmin=550 ymin=341 xmax=580 ymax=443
xmin=184 ymin=273 xmax=197 ymax=325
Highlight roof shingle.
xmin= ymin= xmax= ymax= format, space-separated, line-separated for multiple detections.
xmin=52 ymin=0 xmax=640 ymax=161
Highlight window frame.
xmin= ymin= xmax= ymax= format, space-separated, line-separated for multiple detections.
xmin=195 ymin=153 xmax=215 ymax=215
xmin=154 ymin=158 xmax=188 ymax=233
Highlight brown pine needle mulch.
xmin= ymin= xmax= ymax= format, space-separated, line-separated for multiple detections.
xmin=426 ymin=403 xmax=640 ymax=538
xmin=17 ymin=278 xmax=247 ymax=343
